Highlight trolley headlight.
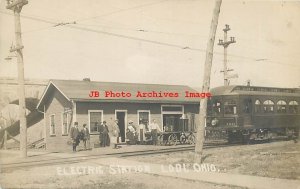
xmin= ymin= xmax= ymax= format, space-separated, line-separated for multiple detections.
xmin=212 ymin=118 xmax=218 ymax=126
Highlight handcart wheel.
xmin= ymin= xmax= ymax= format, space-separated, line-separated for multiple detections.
xmin=168 ymin=133 xmax=177 ymax=146
xmin=187 ymin=134 xmax=196 ymax=144
xmin=157 ymin=134 xmax=164 ymax=145
xmin=179 ymin=133 xmax=186 ymax=144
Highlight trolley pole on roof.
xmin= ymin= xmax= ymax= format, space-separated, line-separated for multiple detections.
xmin=6 ymin=0 xmax=28 ymax=157
xmin=218 ymin=24 xmax=236 ymax=86
xmin=194 ymin=0 xmax=222 ymax=164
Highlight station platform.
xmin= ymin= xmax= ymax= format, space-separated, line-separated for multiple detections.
xmin=0 ymin=144 xmax=194 ymax=165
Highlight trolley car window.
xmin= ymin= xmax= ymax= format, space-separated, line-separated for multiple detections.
xmin=224 ymin=100 xmax=237 ymax=114
xmin=289 ymin=101 xmax=298 ymax=113
xmin=207 ymin=99 xmax=213 ymax=114
xmin=212 ymin=100 xmax=221 ymax=115
xmin=255 ymin=100 xmax=261 ymax=113
xmin=277 ymin=100 xmax=287 ymax=113
xmin=263 ymin=100 xmax=274 ymax=113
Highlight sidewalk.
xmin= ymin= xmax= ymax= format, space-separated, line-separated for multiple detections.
xmin=89 ymin=157 xmax=300 ymax=189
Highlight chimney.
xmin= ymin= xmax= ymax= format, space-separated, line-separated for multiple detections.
xmin=83 ymin=78 xmax=91 ymax=82
xmin=247 ymin=80 xmax=251 ymax=86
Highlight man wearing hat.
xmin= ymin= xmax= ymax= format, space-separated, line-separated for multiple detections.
xmin=70 ymin=122 xmax=80 ymax=152
xmin=81 ymin=123 xmax=90 ymax=150
xmin=99 ymin=121 xmax=109 ymax=147
xmin=149 ymin=119 xmax=162 ymax=145
xmin=128 ymin=120 xmax=136 ymax=132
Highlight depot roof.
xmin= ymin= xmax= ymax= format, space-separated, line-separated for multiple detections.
xmin=37 ymin=79 xmax=201 ymax=109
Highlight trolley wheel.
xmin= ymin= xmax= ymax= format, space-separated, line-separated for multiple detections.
xmin=179 ymin=133 xmax=186 ymax=144
xmin=187 ymin=134 xmax=196 ymax=144
xmin=286 ymin=128 xmax=295 ymax=141
xmin=228 ymin=131 xmax=237 ymax=144
xmin=168 ymin=134 xmax=177 ymax=146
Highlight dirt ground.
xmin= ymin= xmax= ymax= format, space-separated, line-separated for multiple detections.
xmin=127 ymin=141 xmax=300 ymax=180
xmin=0 ymin=161 xmax=244 ymax=189
xmin=1 ymin=141 xmax=298 ymax=188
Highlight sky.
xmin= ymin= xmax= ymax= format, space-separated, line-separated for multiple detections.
xmin=0 ymin=0 xmax=299 ymax=89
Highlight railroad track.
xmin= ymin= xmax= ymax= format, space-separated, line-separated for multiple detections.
xmin=0 ymin=143 xmax=237 ymax=172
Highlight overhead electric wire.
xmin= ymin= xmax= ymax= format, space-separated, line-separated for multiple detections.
xmin=75 ymin=0 xmax=170 ymax=22
xmin=0 ymin=10 xmax=57 ymax=34
xmin=76 ymin=23 xmax=205 ymax=37
xmin=0 ymin=10 xmax=56 ymax=24
xmin=0 ymin=0 xmax=171 ymax=35
xmin=0 ymin=11 xmax=299 ymax=68
xmin=0 ymin=10 xmax=206 ymax=52
xmin=69 ymin=23 xmax=206 ymax=51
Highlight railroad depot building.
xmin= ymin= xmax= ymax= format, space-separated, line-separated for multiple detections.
xmin=36 ymin=79 xmax=200 ymax=151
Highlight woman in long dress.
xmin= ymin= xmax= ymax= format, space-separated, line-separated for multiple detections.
xmin=138 ymin=120 xmax=146 ymax=144
xmin=127 ymin=120 xmax=137 ymax=145
xmin=111 ymin=119 xmax=120 ymax=149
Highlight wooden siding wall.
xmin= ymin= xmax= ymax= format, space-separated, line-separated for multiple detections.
xmin=76 ymin=102 xmax=199 ymax=149
xmin=43 ymin=97 xmax=199 ymax=151
xmin=44 ymin=90 xmax=72 ymax=151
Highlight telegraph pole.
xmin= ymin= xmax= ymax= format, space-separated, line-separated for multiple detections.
xmin=194 ymin=0 xmax=222 ymax=164
xmin=6 ymin=0 xmax=28 ymax=157
xmin=218 ymin=24 xmax=236 ymax=86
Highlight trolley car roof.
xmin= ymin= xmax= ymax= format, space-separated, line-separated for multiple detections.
xmin=210 ymin=85 xmax=300 ymax=97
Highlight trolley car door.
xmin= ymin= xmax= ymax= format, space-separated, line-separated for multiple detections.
xmin=243 ymin=98 xmax=252 ymax=126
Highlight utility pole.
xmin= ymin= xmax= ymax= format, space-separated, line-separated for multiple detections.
xmin=218 ymin=24 xmax=236 ymax=86
xmin=6 ymin=0 xmax=28 ymax=157
xmin=194 ymin=0 xmax=222 ymax=164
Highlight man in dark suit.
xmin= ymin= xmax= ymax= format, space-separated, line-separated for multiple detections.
xmin=99 ymin=121 xmax=109 ymax=147
xmin=70 ymin=122 xmax=80 ymax=152
xmin=81 ymin=124 xmax=90 ymax=150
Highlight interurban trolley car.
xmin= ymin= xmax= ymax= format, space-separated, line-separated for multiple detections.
xmin=205 ymin=85 xmax=300 ymax=143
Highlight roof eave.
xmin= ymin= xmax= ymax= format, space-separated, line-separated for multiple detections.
xmin=71 ymin=98 xmax=200 ymax=104
xmin=36 ymin=81 xmax=71 ymax=110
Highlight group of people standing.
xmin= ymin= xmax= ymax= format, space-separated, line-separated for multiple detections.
xmin=69 ymin=120 xmax=120 ymax=152
xmin=126 ymin=119 xmax=162 ymax=145
xmin=70 ymin=122 xmax=90 ymax=152
xmin=97 ymin=120 xmax=120 ymax=149
xmin=69 ymin=118 xmax=162 ymax=152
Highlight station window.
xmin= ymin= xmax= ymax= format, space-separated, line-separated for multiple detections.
xmin=263 ymin=100 xmax=274 ymax=113
xmin=62 ymin=112 xmax=71 ymax=135
xmin=224 ymin=100 xmax=237 ymax=114
xmin=138 ymin=110 xmax=150 ymax=129
xmin=254 ymin=100 xmax=261 ymax=113
xmin=88 ymin=110 xmax=103 ymax=133
xmin=277 ymin=100 xmax=287 ymax=113
xmin=289 ymin=101 xmax=298 ymax=113
xmin=50 ymin=114 xmax=55 ymax=135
